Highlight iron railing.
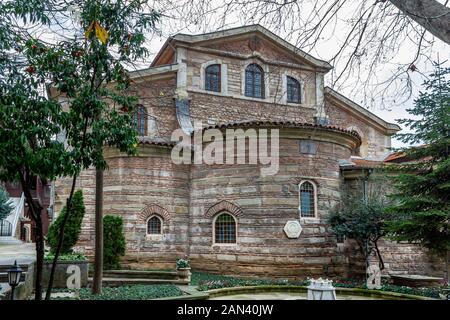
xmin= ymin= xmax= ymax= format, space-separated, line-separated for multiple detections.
xmin=0 ymin=219 xmax=12 ymax=236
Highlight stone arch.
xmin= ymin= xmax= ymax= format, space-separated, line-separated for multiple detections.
xmin=138 ymin=204 xmax=171 ymax=222
xmin=205 ymin=200 xmax=243 ymax=218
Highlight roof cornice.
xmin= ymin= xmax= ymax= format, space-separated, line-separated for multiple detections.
xmin=151 ymin=25 xmax=332 ymax=71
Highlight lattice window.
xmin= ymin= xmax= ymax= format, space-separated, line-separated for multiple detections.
xmin=299 ymin=181 xmax=316 ymax=217
xmin=147 ymin=216 xmax=162 ymax=234
xmin=245 ymin=63 xmax=264 ymax=98
xmin=287 ymin=76 xmax=301 ymax=103
xmin=133 ymin=104 xmax=147 ymax=136
xmin=214 ymin=213 xmax=237 ymax=244
xmin=205 ymin=64 xmax=221 ymax=92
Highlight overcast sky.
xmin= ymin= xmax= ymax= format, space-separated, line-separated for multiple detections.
xmin=138 ymin=0 xmax=449 ymax=149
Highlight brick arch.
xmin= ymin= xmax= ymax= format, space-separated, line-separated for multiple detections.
xmin=138 ymin=204 xmax=171 ymax=222
xmin=205 ymin=200 xmax=243 ymax=218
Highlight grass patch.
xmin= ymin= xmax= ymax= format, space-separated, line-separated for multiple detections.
xmin=53 ymin=284 xmax=184 ymax=300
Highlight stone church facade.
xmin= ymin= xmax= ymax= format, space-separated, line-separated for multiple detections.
xmin=54 ymin=25 xmax=443 ymax=278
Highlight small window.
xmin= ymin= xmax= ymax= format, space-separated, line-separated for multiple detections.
xmin=133 ymin=105 xmax=147 ymax=136
xmin=245 ymin=63 xmax=264 ymax=98
xmin=147 ymin=216 xmax=162 ymax=234
xmin=214 ymin=213 xmax=237 ymax=244
xmin=299 ymin=140 xmax=318 ymax=155
xmin=299 ymin=181 xmax=316 ymax=218
xmin=287 ymin=76 xmax=301 ymax=103
xmin=205 ymin=64 xmax=221 ymax=92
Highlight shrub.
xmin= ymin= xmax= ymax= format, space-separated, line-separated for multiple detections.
xmin=0 ymin=186 xmax=13 ymax=221
xmin=46 ymin=190 xmax=85 ymax=254
xmin=44 ymin=253 xmax=86 ymax=262
xmin=103 ymin=215 xmax=126 ymax=270
xmin=176 ymin=258 xmax=190 ymax=269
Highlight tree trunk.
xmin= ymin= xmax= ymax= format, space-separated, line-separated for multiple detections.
xmin=33 ymin=204 xmax=44 ymax=301
xmin=92 ymin=166 xmax=104 ymax=294
xmin=446 ymin=250 xmax=449 ymax=286
xmin=389 ymin=0 xmax=450 ymax=44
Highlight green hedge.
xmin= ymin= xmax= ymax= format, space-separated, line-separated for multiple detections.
xmin=46 ymin=190 xmax=85 ymax=254
xmin=103 ymin=215 xmax=126 ymax=270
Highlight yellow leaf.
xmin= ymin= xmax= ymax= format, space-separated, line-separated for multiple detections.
xmin=94 ymin=21 xmax=109 ymax=44
xmin=84 ymin=21 xmax=95 ymax=39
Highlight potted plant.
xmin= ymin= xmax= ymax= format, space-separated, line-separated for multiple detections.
xmin=176 ymin=257 xmax=191 ymax=283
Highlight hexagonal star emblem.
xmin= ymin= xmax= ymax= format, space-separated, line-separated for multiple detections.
xmin=284 ymin=220 xmax=302 ymax=238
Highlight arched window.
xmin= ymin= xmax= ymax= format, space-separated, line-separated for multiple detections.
xmin=299 ymin=181 xmax=316 ymax=218
xmin=245 ymin=63 xmax=264 ymax=98
xmin=133 ymin=105 xmax=147 ymax=136
xmin=214 ymin=212 xmax=237 ymax=244
xmin=287 ymin=76 xmax=301 ymax=103
xmin=205 ymin=64 xmax=221 ymax=92
xmin=147 ymin=215 xmax=162 ymax=235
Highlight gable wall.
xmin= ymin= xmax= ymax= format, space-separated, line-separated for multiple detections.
xmin=325 ymin=98 xmax=391 ymax=159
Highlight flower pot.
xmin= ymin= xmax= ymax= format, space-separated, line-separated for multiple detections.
xmin=177 ymin=267 xmax=191 ymax=283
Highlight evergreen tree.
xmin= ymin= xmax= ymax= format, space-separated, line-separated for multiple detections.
xmin=387 ymin=62 xmax=450 ymax=284
xmin=103 ymin=215 xmax=126 ymax=270
xmin=46 ymin=190 xmax=85 ymax=255
xmin=0 ymin=186 xmax=13 ymax=221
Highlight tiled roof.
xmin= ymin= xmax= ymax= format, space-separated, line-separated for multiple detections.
xmin=138 ymin=137 xmax=175 ymax=147
xmin=200 ymin=120 xmax=361 ymax=141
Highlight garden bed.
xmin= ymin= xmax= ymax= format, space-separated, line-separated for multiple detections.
xmin=52 ymin=284 xmax=185 ymax=300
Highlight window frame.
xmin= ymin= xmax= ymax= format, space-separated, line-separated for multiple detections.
xmin=212 ymin=212 xmax=238 ymax=246
xmin=298 ymin=180 xmax=317 ymax=218
xmin=205 ymin=64 xmax=221 ymax=93
xmin=133 ymin=104 xmax=147 ymax=136
xmin=286 ymin=76 xmax=301 ymax=103
xmin=244 ymin=63 xmax=265 ymax=99
xmin=146 ymin=215 xmax=163 ymax=235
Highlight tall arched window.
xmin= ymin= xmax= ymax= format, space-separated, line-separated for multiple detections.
xmin=245 ymin=63 xmax=264 ymax=98
xmin=133 ymin=104 xmax=147 ymax=136
xmin=287 ymin=76 xmax=301 ymax=103
xmin=214 ymin=212 xmax=237 ymax=244
xmin=299 ymin=181 xmax=316 ymax=218
xmin=147 ymin=215 xmax=162 ymax=234
xmin=205 ymin=64 xmax=221 ymax=92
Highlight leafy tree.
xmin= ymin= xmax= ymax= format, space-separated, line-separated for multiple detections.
xmin=46 ymin=190 xmax=85 ymax=255
xmin=386 ymin=62 xmax=450 ymax=284
xmin=328 ymin=175 xmax=391 ymax=273
xmin=0 ymin=0 xmax=159 ymax=299
xmin=103 ymin=215 xmax=126 ymax=270
xmin=0 ymin=186 xmax=13 ymax=221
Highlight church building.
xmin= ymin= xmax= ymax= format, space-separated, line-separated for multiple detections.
xmin=53 ymin=25 xmax=442 ymax=278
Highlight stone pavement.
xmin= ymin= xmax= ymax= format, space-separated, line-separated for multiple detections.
xmin=0 ymin=242 xmax=35 ymax=265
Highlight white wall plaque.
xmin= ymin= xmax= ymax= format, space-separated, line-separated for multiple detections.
xmin=283 ymin=220 xmax=302 ymax=238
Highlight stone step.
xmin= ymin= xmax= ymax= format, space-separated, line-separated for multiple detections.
xmin=0 ymin=237 xmax=23 ymax=245
xmin=92 ymin=269 xmax=179 ymax=280
xmin=0 ymin=264 xmax=29 ymax=273
xmin=0 ymin=272 xmax=27 ymax=283
xmin=87 ymin=277 xmax=189 ymax=287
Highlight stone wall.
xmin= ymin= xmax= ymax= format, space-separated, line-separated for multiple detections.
xmin=325 ymin=98 xmax=390 ymax=159
xmin=186 ymin=126 xmax=356 ymax=278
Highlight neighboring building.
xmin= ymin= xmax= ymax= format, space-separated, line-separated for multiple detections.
xmin=52 ymin=25 xmax=442 ymax=278
xmin=0 ymin=177 xmax=53 ymax=243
